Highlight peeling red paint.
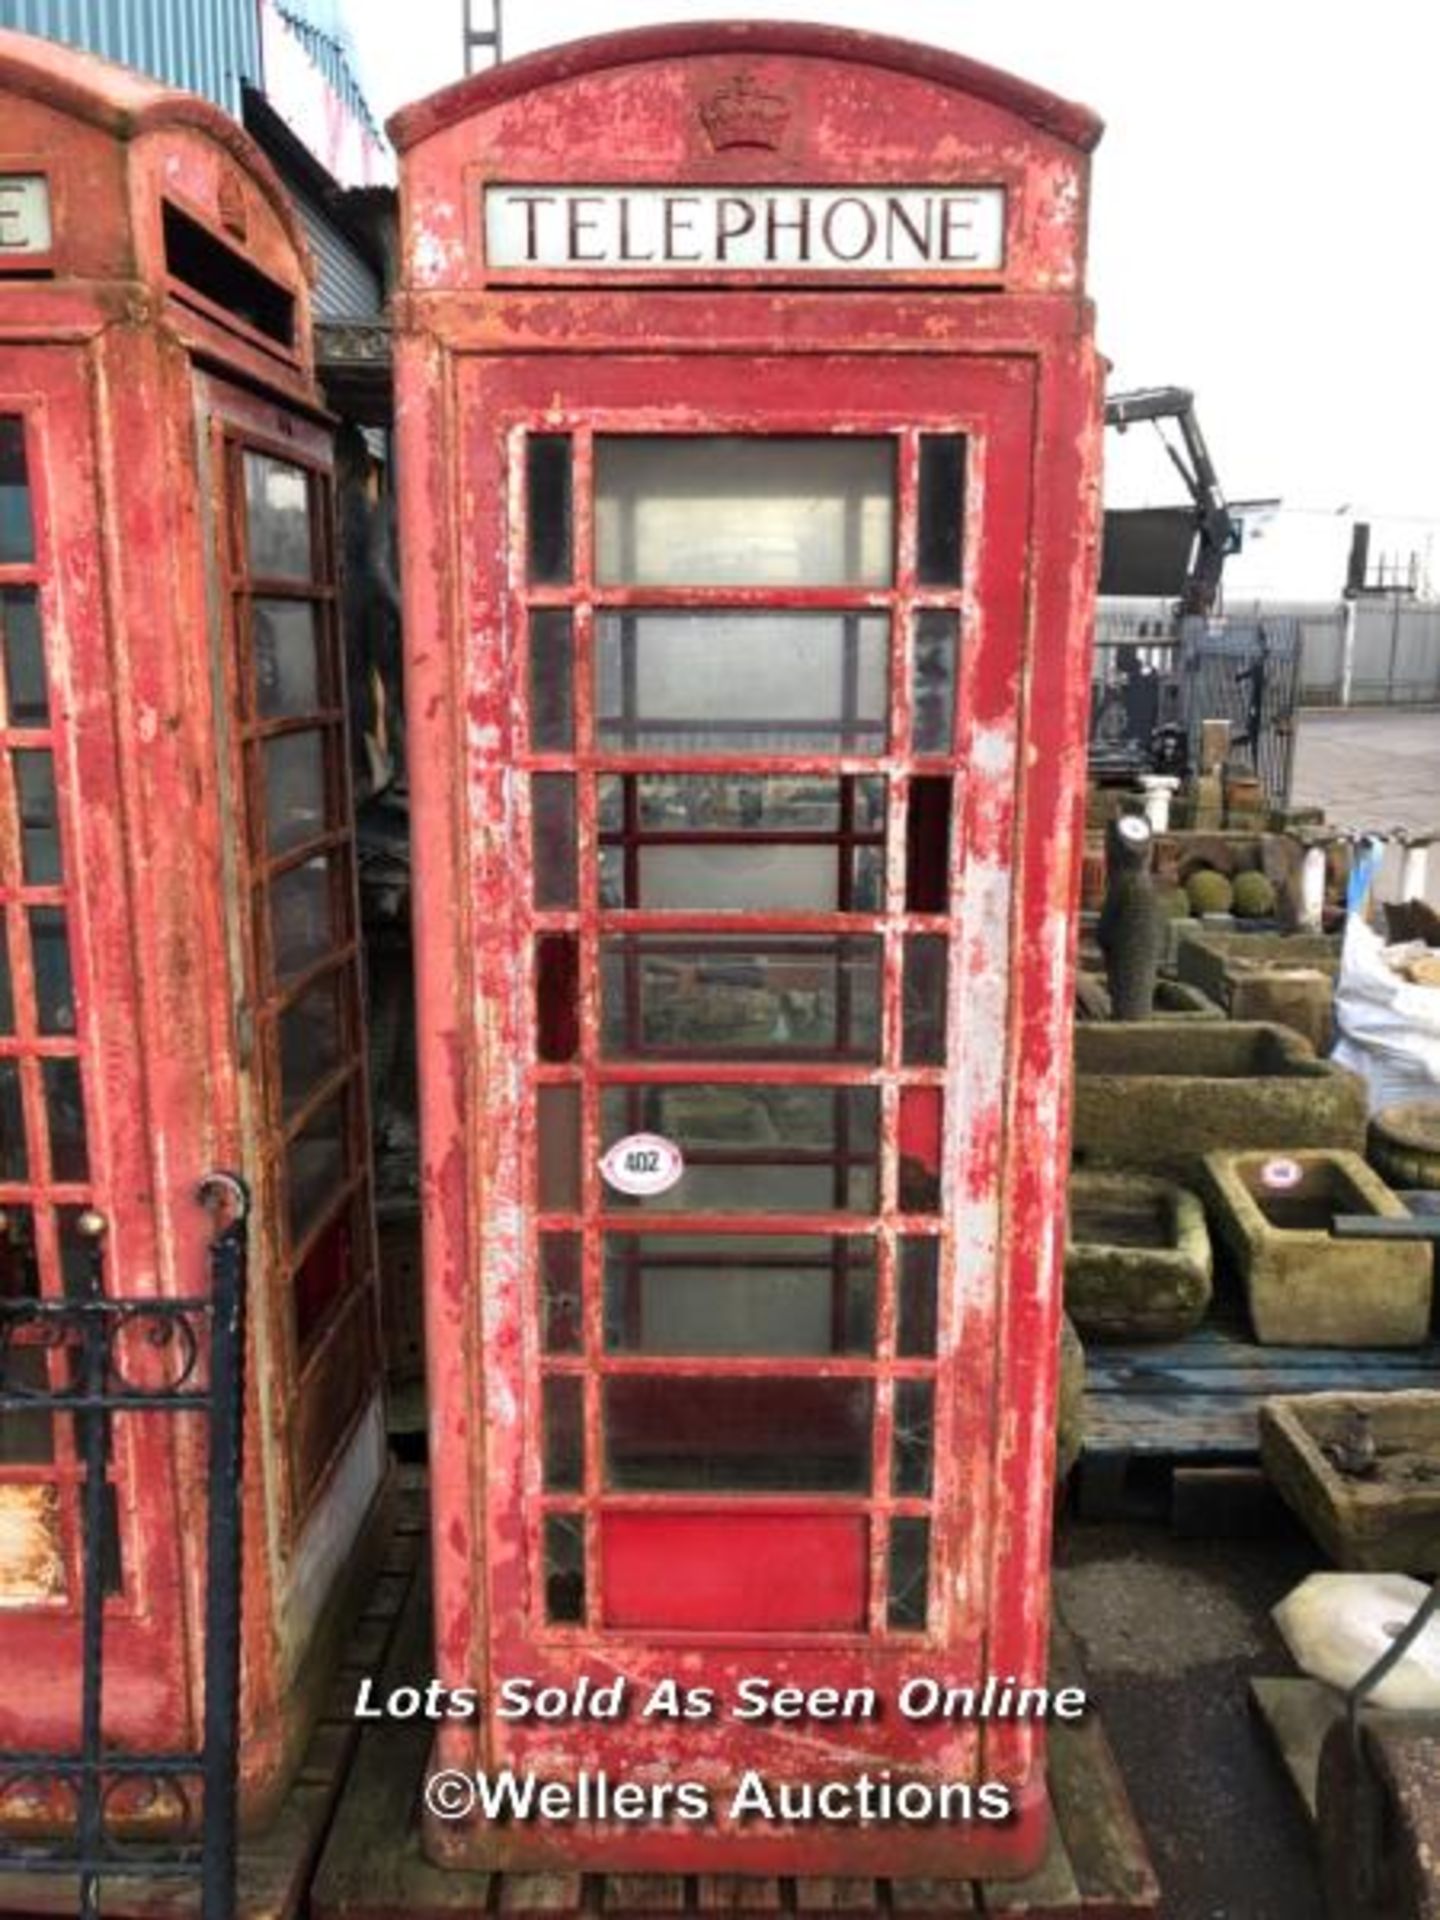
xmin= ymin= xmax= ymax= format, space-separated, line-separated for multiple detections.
xmin=0 ymin=32 xmax=384 ymax=1838
xmin=394 ymin=21 xmax=1102 ymax=1880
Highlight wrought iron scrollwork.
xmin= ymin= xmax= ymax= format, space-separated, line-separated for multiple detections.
xmin=0 ymin=1173 xmax=250 ymax=1920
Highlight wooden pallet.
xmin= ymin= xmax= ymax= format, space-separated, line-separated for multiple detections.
xmin=1078 ymin=1314 xmax=1440 ymax=1521
xmin=311 ymin=1572 xmax=1158 ymax=1920
xmin=0 ymin=1470 xmax=428 ymax=1920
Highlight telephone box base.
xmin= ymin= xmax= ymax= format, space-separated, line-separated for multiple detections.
xmin=312 ymin=1576 xmax=1159 ymax=1918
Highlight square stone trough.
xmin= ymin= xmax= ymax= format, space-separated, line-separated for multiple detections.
xmin=1176 ymin=929 xmax=1341 ymax=1052
xmin=1066 ymin=1171 xmax=1213 ymax=1340
xmin=1260 ymin=1391 xmax=1440 ymax=1571
xmin=1072 ymin=1022 xmax=1367 ymax=1180
xmin=1202 ymin=1149 xmax=1433 ymax=1347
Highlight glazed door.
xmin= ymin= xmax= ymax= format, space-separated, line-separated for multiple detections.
xmin=468 ymin=354 xmax=1033 ymax=1763
xmin=198 ymin=377 xmax=380 ymax=1542
xmin=0 ymin=353 xmax=192 ymax=1764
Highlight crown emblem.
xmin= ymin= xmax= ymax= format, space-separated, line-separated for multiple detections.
xmin=700 ymin=72 xmax=791 ymax=152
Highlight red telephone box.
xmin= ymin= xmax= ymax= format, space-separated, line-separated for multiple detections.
xmin=392 ymin=23 xmax=1102 ymax=1879
xmin=0 ymin=32 xmax=383 ymax=1831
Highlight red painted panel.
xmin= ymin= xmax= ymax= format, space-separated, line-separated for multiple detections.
xmin=601 ymin=1510 xmax=868 ymax=1630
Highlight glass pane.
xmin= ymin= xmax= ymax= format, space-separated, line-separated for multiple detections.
xmin=888 ymin=1516 xmax=930 ymax=1631
xmin=0 ymin=1346 xmax=53 ymax=1464
xmin=851 ymin=843 xmax=885 ymax=910
xmin=897 ymin=1236 xmax=940 ymax=1358
xmin=543 ymin=1374 xmax=583 ymax=1491
xmin=58 ymin=1205 xmax=97 ymax=1299
xmin=601 ymin=935 xmax=882 ymax=1060
xmin=30 ymin=906 xmax=76 ymax=1035
xmin=294 ymin=1204 xmax=353 ymax=1348
xmin=544 ymin=1512 xmax=585 ymax=1624
xmin=0 ymin=417 xmax=33 ymax=565
xmin=1 ymin=588 xmax=47 ymax=724
xmin=639 ymin=845 xmax=846 ymax=913
xmin=535 ymin=933 xmax=579 ymax=1062
xmin=893 ymin=1378 xmax=935 ymax=1496
xmin=0 ymin=1058 xmax=26 ymax=1180
xmin=598 ymin=775 xmax=885 ymax=913
xmin=604 ymin=1233 xmax=875 ymax=1356
xmin=537 ymin=1083 xmax=582 ymax=1212
xmin=244 ymin=452 xmax=312 ymax=580
xmin=917 ymin=435 xmax=965 ymax=586
xmin=528 ymin=610 xmax=574 ymax=750
xmin=632 ymin=776 xmax=850 ymax=832
xmin=532 ymin=774 xmax=577 ymax=909
xmin=605 ymin=1376 xmax=873 ymax=1492
xmin=0 ymin=1206 xmax=37 ymax=1302
xmin=596 ymin=437 xmax=894 ymax=586
xmin=264 ymin=731 xmax=328 ymax=855
xmin=270 ymin=855 xmax=336 ymax=981
xmin=287 ymin=1092 xmax=347 ymax=1246
xmin=600 ymin=1085 xmax=878 ymax=1213
xmin=911 ymin=609 xmax=958 ymax=755
xmin=898 ymin=1086 xmax=943 ymax=1214
xmin=539 ymin=1232 xmax=582 ymax=1353
xmin=14 ymin=750 xmax=61 ymax=883
xmin=279 ymin=971 xmax=343 ymax=1118
xmin=0 ymin=909 xmax=12 ymax=1034
xmin=253 ymin=600 xmax=322 ymax=717
xmin=597 ymin=612 xmax=888 ymax=756
xmin=905 ymin=777 xmax=952 ymax=914
xmin=902 ymin=935 xmax=948 ymax=1066
xmin=527 ymin=436 xmax=573 ymax=585
xmin=43 ymin=1057 xmax=87 ymax=1181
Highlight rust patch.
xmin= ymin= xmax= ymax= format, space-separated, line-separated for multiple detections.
xmin=0 ymin=1484 xmax=66 ymax=1606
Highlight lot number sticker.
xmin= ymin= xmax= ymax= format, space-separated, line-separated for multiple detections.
xmin=1260 ymin=1157 xmax=1303 ymax=1191
xmin=600 ymin=1133 xmax=685 ymax=1197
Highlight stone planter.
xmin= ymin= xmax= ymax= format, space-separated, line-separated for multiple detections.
xmin=1176 ymin=927 xmax=1341 ymax=1054
xmin=1260 ymin=1391 xmax=1440 ymax=1571
xmin=1369 ymin=1102 xmax=1440 ymax=1192
xmin=1056 ymin=1314 xmax=1085 ymax=1484
xmin=1202 ymin=1149 xmax=1432 ymax=1347
xmin=1065 ymin=1171 xmax=1212 ymax=1339
xmin=1175 ymin=927 xmax=1340 ymax=1000
xmin=1072 ymin=1022 xmax=1368 ymax=1178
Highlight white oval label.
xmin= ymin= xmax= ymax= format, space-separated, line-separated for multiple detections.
xmin=599 ymin=1132 xmax=685 ymax=1197
xmin=1260 ymin=1157 xmax=1304 ymax=1191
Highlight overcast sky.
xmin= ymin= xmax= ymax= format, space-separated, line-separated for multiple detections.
xmin=345 ymin=0 xmax=1440 ymax=584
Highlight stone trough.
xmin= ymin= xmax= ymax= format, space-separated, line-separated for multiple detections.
xmin=1065 ymin=1171 xmax=1212 ymax=1340
xmin=1202 ymin=1149 xmax=1432 ymax=1347
xmin=1260 ymin=1391 xmax=1440 ymax=1571
xmin=1072 ymin=1022 xmax=1367 ymax=1179
xmin=1176 ymin=929 xmax=1341 ymax=1053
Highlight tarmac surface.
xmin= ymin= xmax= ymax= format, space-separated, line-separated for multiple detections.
xmin=1054 ymin=1520 xmax=1325 ymax=1920
xmin=1291 ymin=707 xmax=1440 ymax=904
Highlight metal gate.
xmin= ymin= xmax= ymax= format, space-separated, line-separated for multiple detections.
xmin=0 ymin=1176 xmax=248 ymax=1920
xmin=1091 ymin=611 xmax=1302 ymax=807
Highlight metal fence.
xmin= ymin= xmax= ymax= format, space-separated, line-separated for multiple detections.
xmin=1101 ymin=596 xmax=1440 ymax=708
xmin=1092 ymin=611 xmax=1302 ymax=807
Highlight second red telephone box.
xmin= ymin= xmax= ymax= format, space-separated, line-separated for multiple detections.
xmin=391 ymin=22 xmax=1103 ymax=1879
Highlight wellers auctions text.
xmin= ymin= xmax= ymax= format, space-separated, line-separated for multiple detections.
xmin=421 ymin=1765 xmax=1015 ymax=1827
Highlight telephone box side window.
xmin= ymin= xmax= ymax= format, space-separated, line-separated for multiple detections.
xmin=0 ymin=411 xmax=108 ymax=1608
xmin=225 ymin=439 xmax=377 ymax=1501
